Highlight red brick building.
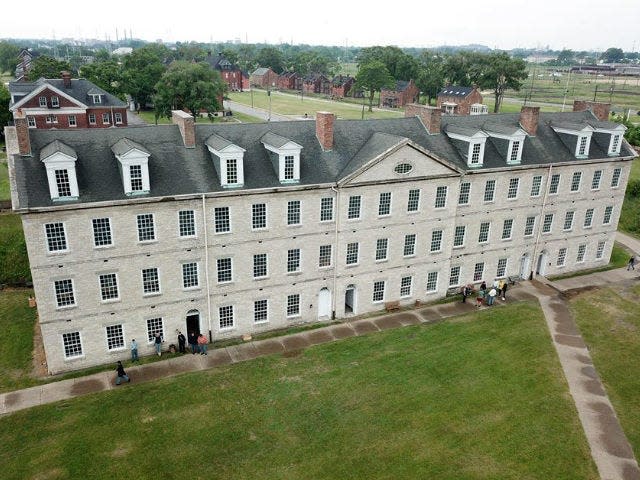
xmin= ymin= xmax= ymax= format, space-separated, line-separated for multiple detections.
xmin=9 ymin=72 xmax=128 ymax=129
xmin=331 ymin=75 xmax=355 ymax=98
xmin=437 ymin=85 xmax=486 ymax=115
xmin=380 ymin=79 xmax=419 ymax=108
xmin=250 ymin=68 xmax=279 ymax=89
xmin=205 ymin=52 xmax=245 ymax=92
xmin=303 ymin=74 xmax=331 ymax=95
xmin=277 ymin=72 xmax=302 ymax=91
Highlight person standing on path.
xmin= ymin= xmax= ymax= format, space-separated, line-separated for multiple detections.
xmin=115 ymin=361 xmax=130 ymax=385
xmin=177 ymin=331 xmax=186 ymax=353
xmin=487 ymin=288 xmax=497 ymax=306
xmin=628 ymin=255 xmax=636 ymax=271
xmin=188 ymin=332 xmax=198 ymax=354
xmin=154 ymin=332 xmax=162 ymax=356
xmin=197 ymin=334 xmax=208 ymax=355
xmin=501 ymin=281 xmax=508 ymax=301
xmin=461 ymin=285 xmax=470 ymax=303
xmin=130 ymin=339 xmax=138 ymax=362
xmin=476 ymin=288 xmax=485 ymax=308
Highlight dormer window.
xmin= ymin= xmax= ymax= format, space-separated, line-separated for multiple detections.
xmin=509 ymin=140 xmax=521 ymax=163
xmin=39 ymin=96 xmax=47 ymax=107
xmin=551 ymin=122 xmax=594 ymax=159
xmin=41 ymin=140 xmax=79 ymax=201
xmin=261 ymin=132 xmax=303 ymax=183
xmin=51 ymin=96 xmax=59 ymax=108
xmin=111 ymin=138 xmax=151 ymax=195
xmin=610 ymin=134 xmax=621 ymax=155
xmin=483 ymin=123 xmax=527 ymax=165
xmin=470 ymin=143 xmax=482 ymax=164
xmin=284 ymin=156 xmax=295 ymax=180
xmin=589 ymin=121 xmax=626 ymax=156
xmin=206 ymin=133 xmax=246 ymax=188
xmin=91 ymin=94 xmax=102 ymax=104
xmin=577 ymin=136 xmax=589 ymax=157
xmin=445 ymin=125 xmax=488 ymax=168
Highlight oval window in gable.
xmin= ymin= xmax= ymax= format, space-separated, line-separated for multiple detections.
xmin=394 ymin=163 xmax=413 ymax=174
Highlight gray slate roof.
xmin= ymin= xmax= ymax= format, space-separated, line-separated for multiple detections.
xmin=40 ymin=140 xmax=77 ymax=161
xmin=251 ymin=68 xmax=272 ymax=76
xmin=261 ymin=132 xmax=294 ymax=149
xmin=9 ymin=78 xmax=126 ymax=108
xmin=11 ymin=110 xmax=635 ymax=210
xmin=111 ymin=138 xmax=150 ymax=156
xmin=439 ymin=86 xmax=474 ymax=97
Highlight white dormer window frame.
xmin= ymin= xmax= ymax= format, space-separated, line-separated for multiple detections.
xmin=507 ymin=139 xmax=523 ymax=164
xmin=446 ymin=130 xmax=488 ymax=168
xmin=43 ymin=154 xmax=79 ymax=201
xmin=91 ymin=94 xmax=102 ymax=104
xmin=207 ymin=142 xmax=246 ymax=188
xmin=609 ymin=134 xmax=621 ymax=155
xmin=51 ymin=96 xmax=59 ymax=108
xmin=470 ymin=103 xmax=488 ymax=115
xmin=262 ymin=140 xmax=303 ymax=183
xmin=115 ymin=150 xmax=151 ymax=195
xmin=551 ymin=125 xmax=594 ymax=158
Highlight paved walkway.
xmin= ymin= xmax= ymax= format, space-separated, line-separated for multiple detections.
xmin=2 ymin=266 xmax=640 ymax=479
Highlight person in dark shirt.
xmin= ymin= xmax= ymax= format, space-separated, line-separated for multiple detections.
xmin=115 ymin=361 xmax=130 ymax=385
xmin=177 ymin=331 xmax=186 ymax=353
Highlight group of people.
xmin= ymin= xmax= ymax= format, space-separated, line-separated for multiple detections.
xmin=461 ymin=279 xmax=508 ymax=307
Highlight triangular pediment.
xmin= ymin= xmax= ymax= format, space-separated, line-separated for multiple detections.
xmin=10 ymin=84 xmax=87 ymax=110
xmin=340 ymin=140 xmax=460 ymax=186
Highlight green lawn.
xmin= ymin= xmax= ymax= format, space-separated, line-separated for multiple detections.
xmin=0 ymin=161 xmax=9 ymax=201
xmin=228 ymin=90 xmax=403 ymax=120
xmin=135 ymin=110 xmax=265 ymax=125
xmin=571 ymin=284 xmax=640 ymax=459
xmin=0 ymin=302 xmax=597 ymax=479
xmin=0 ymin=213 xmax=30 ymax=284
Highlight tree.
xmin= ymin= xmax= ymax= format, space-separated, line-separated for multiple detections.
xmin=601 ymin=47 xmax=624 ymax=63
xmin=28 ymin=55 xmax=72 ymax=80
xmin=416 ymin=52 xmax=445 ymax=105
xmin=0 ymin=41 xmax=20 ymax=74
xmin=153 ymin=61 xmax=226 ymax=122
xmin=357 ymin=46 xmax=418 ymax=81
xmin=121 ymin=45 xmax=169 ymax=110
xmin=256 ymin=47 xmax=285 ymax=73
xmin=80 ymin=59 xmax=124 ymax=98
xmin=442 ymin=51 xmax=483 ymax=86
xmin=0 ymin=83 xmax=11 ymax=139
xmin=290 ymin=51 xmax=336 ymax=77
xmin=556 ymin=49 xmax=575 ymax=66
xmin=355 ymin=61 xmax=395 ymax=112
xmin=476 ymin=52 xmax=528 ymax=113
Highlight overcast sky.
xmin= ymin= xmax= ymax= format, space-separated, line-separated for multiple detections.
xmin=2 ymin=0 xmax=639 ymax=52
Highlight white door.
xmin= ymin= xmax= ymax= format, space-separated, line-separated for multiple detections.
xmin=318 ymin=288 xmax=331 ymax=319
xmin=536 ymin=251 xmax=548 ymax=276
xmin=519 ymin=254 xmax=531 ymax=279
xmin=345 ymin=285 xmax=356 ymax=315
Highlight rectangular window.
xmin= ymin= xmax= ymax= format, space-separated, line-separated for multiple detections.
xmin=501 ymin=219 xmax=513 ymax=240
xmin=372 ymin=281 xmax=385 ymax=302
xmin=217 ymin=258 xmax=233 ymax=283
xmin=458 ymin=182 xmax=471 ymax=205
xmin=320 ymin=197 xmax=334 ymax=222
xmin=55 ymin=169 xmax=72 ymax=197
xmin=453 ymin=225 xmax=466 ymax=247
xmin=129 ymin=165 xmax=143 ymax=191
xmin=92 ymin=94 xmax=102 ymax=104
xmin=449 ymin=266 xmax=461 ymax=287
xmin=403 ymin=234 xmax=416 ymax=257
xmin=524 ymin=216 xmax=536 ymax=237
xmin=27 ymin=116 xmax=36 ymax=127
xmin=254 ymin=300 xmax=268 ymax=323
xmin=346 ymin=242 xmax=359 ymax=265
xmin=483 ymin=180 xmax=496 ymax=202
xmin=287 ymin=200 xmax=301 ymax=225
xmin=577 ymin=244 xmax=587 ymax=263
xmin=50 ymin=96 xmax=58 ymax=107
xmin=549 ymin=174 xmax=560 ymax=194
xmin=563 ymin=211 xmax=575 ymax=231
xmin=542 ymin=213 xmax=554 ymax=233
xmin=142 ymin=268 xmax=160 ymax=294
xmin=253 ymin=253 xmax=268 ymax=278
xmin=507 ymin=178 xmax=519 ymax=199
xmin=611 ymin=134 xmax=621 ymax=153
xmin=596 ymin=241 xmax=606 ymax=259
xmin=178 ymin=210 xmax=196 ymax=237
xmin=375 ymin=238 xmax=388 ymax=261
xmin=214 ymin=207 xmax=230 ymax=233
xmin=470 ymin=143 xmax=481 ymax=164
xmin=611 ymin=167 xmax=621 ymax=188
xmin=99 ymin=273 xmax=119 ymax=301
xmin=287 ymin=294 xmax=300 ymax=317
xmin=226 ymin=159 xmax=238 ymax=184
xmin=348 ymin=196 xmax=361 ymax=219
xmin=509 ymin=141 xmax=520 ymax=162
xmin=287 ymin=249 xmax=301 ymax=272
xmin=603 ymin=206 xmax=613 ymax=225
xmin=496 ymin=258 xmax=508 ymax=278
xmin=557 ymin=248 xmax=567 ymax=267
xmin=578 ymin=136 xmax=588 ymax=156
xmin=435 ymin=186 xmax=448 ymax=208
xmin=68 ymin=115 xmax=77 ymax=127
xmin=570 ymin=172 xmax=582 ymax=192
xmin=45 ymin=222 xmax=67 ymax=252
xmin=146 ymin=317 xmax=163 ymax=343
xmin=88 ymin=113 xmax=96 ymax=125
xmin=55 ymin=279 xmax=75 ymax=307
xmin=473 ymin=262 xmax=484 ymax=282
xmin=584 ymin=208 xmax=594 ymax=228
xmin=38 ymin=96 xmax=47 ymax=107
xmin=478 ymin=222 xmax=490 ymax=243
xmin=137 ymin=213 xmax=155 ymax=241
xmin=378 ymin=192 xmax=392 ymax=216
xmin=252 ymin=203 xmax=267 ymax=230
xmin=407 ymin=189 xmax=420 ymax=212
xmin=62 ymin=332 xmax=82 ymax=358
xmin=400 ymin=276 xmax=413 ymax=297
xmin=430 ymin=230 xmax=443 ymax=252
xmin=182 ymin=262 xmax=199 ymax=288
xmin=591 ymin=170 xmax=602 ymax=190
xmin=102 ymin=112 xmax=110 ymax=124
xmin=284 ymin=156 xmax=295 ymax=180
xmin=530 ymin=175 xmax=542 ymax=197
xmin=219 ymin=305 xmax=235 ymax=329
xmin=426 ymin=271 xmax=439 ymax=292
xmin=46 ymin=114 xmax=58 ymax=124
xmin=114 ymin=112 xmax=123 ymax=124
xmin=106 ymin=325 xmax=124 ymax=350
xmin=319 ymin=245 xmax=332 ymax=267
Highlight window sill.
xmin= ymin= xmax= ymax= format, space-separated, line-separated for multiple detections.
xmin=286 ymin=314 xmax=301 ymax=319
xmin=253 ymin=276 xmax=270 ymax=281
xmin=182 ymin=286 xmax=202 ymax=291
xmin=64 ymin=355 xmax=85 ymax=362
xmin=143 ymin=292 xmax=162 ymax=298
xmin=254 ymin=320 xmax=269 ymax=325
xmin=101 ymin=298 xmax=121 ymax=304
xmin=286 ymin=271 xmax=302 ymax=276
xmin=56 ymin=305 xmax=77 ymax=311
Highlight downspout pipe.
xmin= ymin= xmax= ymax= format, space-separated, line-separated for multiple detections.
xmin=531 ymin=164 xmax=552 ymax=280
xmin=202 ymin=193 xmax=213 ymax=342
xmin=331 ymin=185 xmax=340 ymax=319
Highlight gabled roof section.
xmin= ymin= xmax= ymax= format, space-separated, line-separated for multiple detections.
xmin=252 ymin=67 xmax=272 ymax=76
xmin=445 ymin=124 xmax=487 ymax=138
xmin=261 ymin=132 xmax=302 ymax=150
xmin=40 ymin=140 xmax=77 ymax=162
xmin=483 ymin=122 xmax=526 ymax=137
xmin=588 ymin=120 xmax=626 ymax=132
xmin=86 ymin=87 xmax=103 ymax=95
xmin=9 ymin=78 xmax=125 ymax=109
xmin=9 ymin=82 xmax=88 ymax=110
xmin=111 ymin=138 xmax=150 ymax=156
xmin=206 ymin=133 xmax=233 ymax=151
xmin=550 ymin=121 xmax=595 ymax=133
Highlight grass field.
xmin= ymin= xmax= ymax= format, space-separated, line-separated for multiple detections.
xmin=0 ymin=301 xmax=597 ymax=480
xmin=0 ymin=213 xmax=30 ymax=284
xmin=135 ymin=110 xmax=265 ymax=125
xmin=571 ymin=284 xmax=640 ymax=458
xmin=0 ymin=161 xmax=9 ymax=201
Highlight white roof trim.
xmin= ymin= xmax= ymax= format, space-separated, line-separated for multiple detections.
xmin=10 ymin=83 xmax=88 ymax=111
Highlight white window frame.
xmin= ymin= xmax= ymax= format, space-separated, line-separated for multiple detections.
xmin=372 ymin=281 xmax=385 ymax=303
xmin=142 ymin=267 xmax=161 ymax=295
xmin=407 ymin=189 xmax=420 ymax=213
xmin=214 ymin=207 xmax=231 ymax=233
xmin=524 ymin=216 xmax=536 ymax=237
xmin=549 ymin=174 xmax=560 ymax=194
xmin=114 ymin=112 xmax=123 ymax=124
xmin=178 ymin=210 xmax=196 ymax=238
xmin=596 ymin=241 xmax=606 ymax=260
xmin=496 ymin=258 xmax=508 ymax=278
xmin=55 ymin=279 xmax=76 ymax=308
xmin=146 ymin=317 xmax=163 ymax=344
xmin=542 ymin=213 xmax=554 ymax=234
xmin=99 ymin=273 xmax=120 ymax=302
xmin=434 ymin=186 xmax=448 ymax=208
xmin=611 ymin=168 xmax=621 ymax=188
xmin=403 ymin=234 xmax=416 ymax=257
xmin=591 ymin=170 xmax=602 ymax=190
xmin=287 ymin=200 xmax=301 ymax=226
xmin=603 ymin=206 xmax=613 ymax=225
xmin=530 ymin=175 xmax=542 ymax=197
xmin=483 ymin=180 xmax=496 ymax=202
xmin=563 ymin=211 xmax=575 ymax=231
xmin=453 ymin=225 xmax=466 ymax=248
xmin=473 ymin=262 xmax=484 ymax=282
xmin=501 ymin=219 xmax=513 ymax=240
xmin=584 ymin=208 xmax=594 ymax=228
xmin=254 ymin=299 xmax=269 ymax=323
xmin=217 ymin=258 xmax=233 ymax=283
xmin=449 ymin=266 xmax=461 ymax=287
xmin=478 ymin=222 xmax=490 ymax=243
xmin=576 ymin=244 xmax=587 ymax=263
xmin=252 ymin=203 xmax=267 ymax=230
xmin=320 ymin=197 xmax=334 ymax=222
xmin=347 ymin=196 xmax=361 ymax=220
xmin=106 ymin=324 xmax=125 ymax=351
xmin=375 ymin=238 xmax=388 ymax=262
xmin=400 ymin=276 xmax=413 ymax=298
xmin=378 ymin=192 xmax=392 ymax=216
xmin=346 ymin=242 xmax=359 ymax=265
xmin=570 ymin=172 xmax=582 ymax=192
xmin=430 ymin=230 xmax=443 ymax=253
xmin=458 ymin=182 xmax=471 ymax=205
xmin=38 ymin=96 xmax=47 ymax=107
xmin=137 ymin=213 xmax=156 ymax=242
xmin=557 ymin=248 xmax=567 ymax=267
xmin=219 ymin=305 xmax=235 ymax=329
xmin=319 ymin=245 xmax=332 ymax=268
xmin=51 ymin=96 xmax=59 ymax=108
xmin=62 ymin=331 xmax=83 ymax=359
xmin=287 ymin=248 xmax=301 ymax=273
xmin=88 ymin=113 xmax=96 ymax=125
xmin=102 ymin=112 xmax=110 ymax=124
xmin=287 ymin=294 xmax=300 ymax=317
xmin=68 ymin=115 xmax=77 ymax=127
xmin=253 ymin=253 xmax=268 ymax=278
xmin=426 ymin=271 xmax=439 ymax=293
xmin=507 ymin=178 xmax=520 ymax=199
xmin=182 ymin=262 xmax=200 ymax=289
xmin=45 ymin=222 xmax=68 ymax=253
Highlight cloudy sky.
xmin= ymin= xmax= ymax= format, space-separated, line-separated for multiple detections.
xmin=2 ymin=0 xmax=639 ymax=52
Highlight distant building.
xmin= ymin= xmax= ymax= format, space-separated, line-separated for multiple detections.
xmin=205 ymin=52 xmax=245 ymax=92
xmin=437 ymin=85 xmax=487 ymax=115
xmin=15 ymin=48 xmax=40 ymax=81
xmin=302 ymin=73 xmax=331 ymax=95
xmin=250 ymin=67 xmax=278 ymax=89
xmin=380 ymin=79 xmax=419 ymax=108
xmin=331 ymin=75 xmax=355 ymax=98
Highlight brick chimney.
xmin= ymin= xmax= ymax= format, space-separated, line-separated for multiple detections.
xmin=172 ymin=110 xmax=196 ymax=148
xmin=61 ymin=71 xmax=72 ymax=88
xmin=519 ymin=106 xmax=540 ymax=136
xmin=572 ymin=100 xmax=611 ymax=121
xmin=316 ymin=111 xmax=335 ymax=150
xmin=405 ymin=104 xmax=441 ymax=134
xmin=14 ymin=112 xmax=31 ymax=156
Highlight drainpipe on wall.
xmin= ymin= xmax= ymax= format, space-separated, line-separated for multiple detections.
xmin=202 ymin=193 xmax=213 ymax=341
xmin=331 ymin=185 xmax=340 ymax=319
xmin=531 ymin=164 xmax=553 ymax=280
